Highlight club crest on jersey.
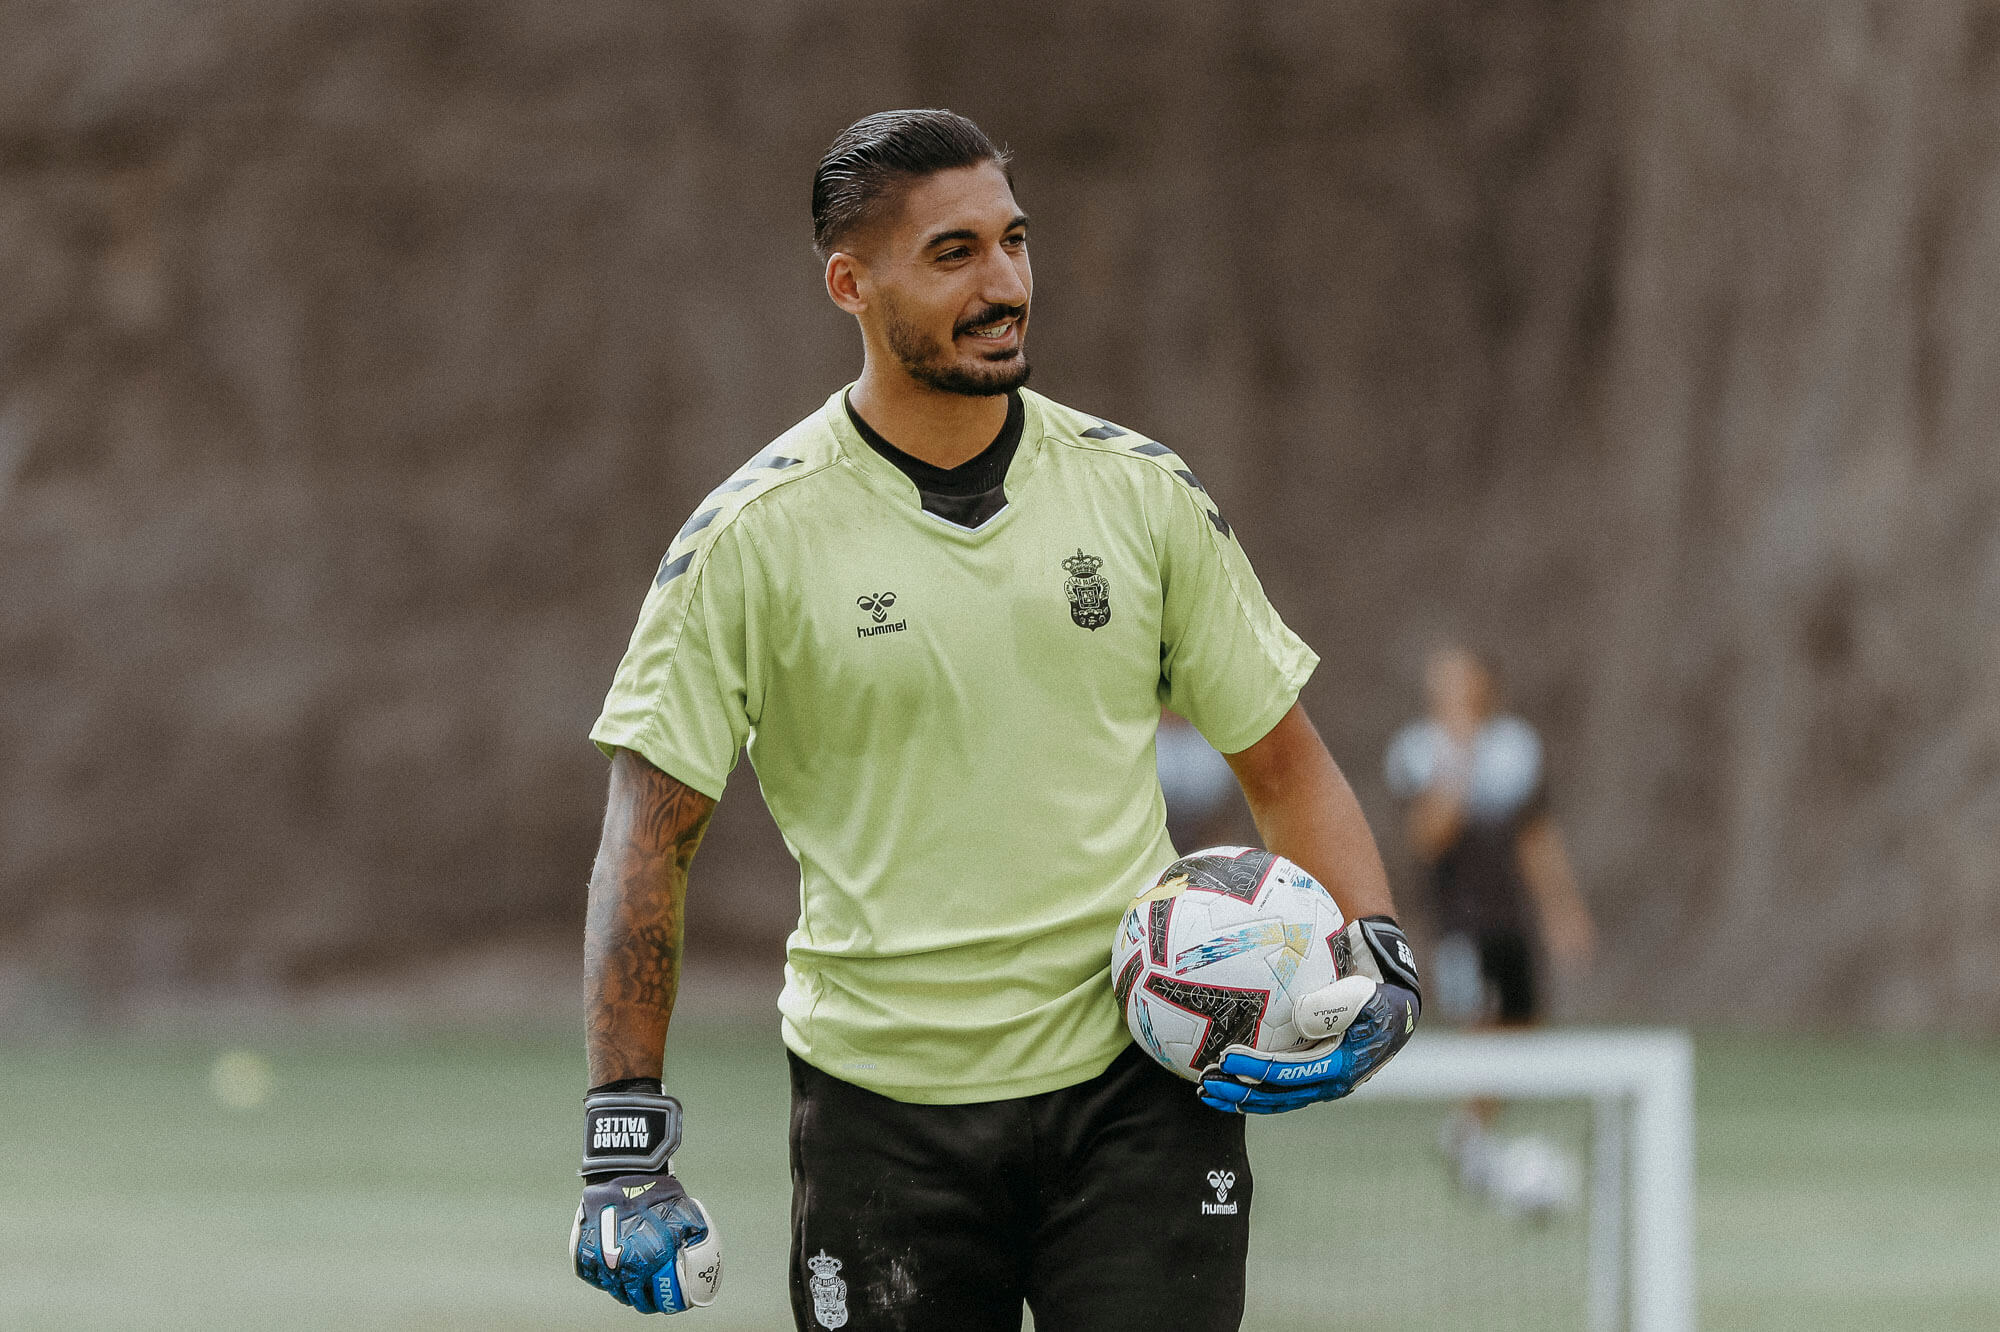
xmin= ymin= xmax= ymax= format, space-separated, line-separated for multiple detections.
xmin=1062 ymin=549 xmax=1110 ymax=630
xmin=806 ymin=1250 xmax=849 ymax=1328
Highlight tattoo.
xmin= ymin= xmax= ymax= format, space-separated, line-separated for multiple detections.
xmin=583 ymin=749 xmax=716 ymax=1086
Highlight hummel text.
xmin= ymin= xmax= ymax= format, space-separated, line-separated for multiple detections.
xmin=856 ymin=620 xmax=908 ymax=639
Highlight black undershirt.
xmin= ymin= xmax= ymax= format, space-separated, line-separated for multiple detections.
xmin=844 ymin=390 xmax=1022 ymax=530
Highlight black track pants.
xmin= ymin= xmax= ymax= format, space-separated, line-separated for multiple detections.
xmin=788 ymin=1044 xmax=1252 ymax=1332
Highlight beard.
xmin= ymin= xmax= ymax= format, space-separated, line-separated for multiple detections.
xmin=882 ymin=299 xmax=1032 ymax=397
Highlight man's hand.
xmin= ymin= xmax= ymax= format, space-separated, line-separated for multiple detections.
xmin=571 ymin=1088 xmax=722 ymax=1313
xmin=572 ymin=1173 xmax=721 ymax=1313
xmin=1198 ymin=917 xmax=1421 ymax=1114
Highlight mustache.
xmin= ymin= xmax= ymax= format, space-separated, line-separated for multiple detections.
xmin=954 ymin=304 xmax=1027 ymax=337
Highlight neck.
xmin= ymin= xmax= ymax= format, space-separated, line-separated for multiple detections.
xmin=848 ymin=361 xmax=1013 ymax=469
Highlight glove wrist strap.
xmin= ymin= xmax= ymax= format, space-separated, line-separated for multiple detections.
xmin=581 ymin=1090 xmax=682 ymax=1177
xmin=1345 ymin=916 xmax=1423 ymax=1004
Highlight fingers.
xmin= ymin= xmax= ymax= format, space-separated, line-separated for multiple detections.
xmin=1215 ymin=1040 xmax=1350 ymax=1086
xmin=1293 ymin=975 xmax=1378 ymax=1042
xmin=1198 ymin=1077 xmax=1251 ymax=1112
xmin=1197 ymin=1039 xmax=1359 ymax=1114
xmin=574 ymin=1213 xmax=627 ymax=1301
xmin=625 ymin=1269 xmax=665 ymax=1315
xmin=676 ymin=1201 xmax=723 ymax=1308
xmin=572 ymin=1205 xmax=650 ymax=1311
xmin=1196 ymin=1076 xmax=1327 ymax=1114
xmin=637 ymin=1198 xmax=720 ymax=1313
xmin=574 ymin=1192 xmax=721 ymax=1315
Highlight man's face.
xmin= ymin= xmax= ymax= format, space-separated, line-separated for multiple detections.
xmin=851 ymin=162 xmax=1032 ymax=396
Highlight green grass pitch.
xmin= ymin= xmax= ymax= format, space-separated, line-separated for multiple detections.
xmin=1 ymin=1027 xmax=1995 ymax=1329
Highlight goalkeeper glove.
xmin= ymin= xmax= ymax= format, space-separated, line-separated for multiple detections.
xmin=571 ymin=1082 xmax=722 ymax=1314
xmin=1197 ymin=916 xmax=1421 ymax=1114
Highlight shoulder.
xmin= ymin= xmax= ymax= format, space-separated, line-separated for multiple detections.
xmin=650 ymin=403 xmax=844 ymax=590
xmin=1028 ymin=389 xmax=1194 ymax=480
xmin=1026 ymin=390 xmax=1232 ymax=536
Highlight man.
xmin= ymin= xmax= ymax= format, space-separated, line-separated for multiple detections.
xmin=570 ymin=109 xmax=1420 ymax=1329
xmin=1384 ymin=646 xmax=1595 ymax=1203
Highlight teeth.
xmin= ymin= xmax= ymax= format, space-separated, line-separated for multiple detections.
xmin=966 ymin=320 xmax=1013 ymax=338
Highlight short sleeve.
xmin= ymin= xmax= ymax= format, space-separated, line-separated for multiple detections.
xmin=1157 ymin=482 xmax=1318 ymax=754
xmin=589 ymin=522 xmax=755 ymax=800
xmin=1384 ymin=722 xmax=1440 ymax=798
xmin=1466 ymin=716 xmax=1545 ymax=822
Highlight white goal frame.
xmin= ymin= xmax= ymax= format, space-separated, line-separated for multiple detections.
xmin=1350 ymin=1028 xmax=1696 ymax=1332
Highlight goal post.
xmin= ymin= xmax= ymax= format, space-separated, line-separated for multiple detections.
xmin=1350 ymin=1028 xmax=1696 ymax=1332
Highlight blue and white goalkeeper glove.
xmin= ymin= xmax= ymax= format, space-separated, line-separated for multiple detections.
xmin=1198 ymin=916 xmax=1421 ymax=1114
xmin=571 ymin=1085 xmax=722 ymax=1314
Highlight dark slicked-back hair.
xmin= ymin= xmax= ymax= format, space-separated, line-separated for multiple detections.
xmin=811 ymin=109 xmax=1011 ymax=259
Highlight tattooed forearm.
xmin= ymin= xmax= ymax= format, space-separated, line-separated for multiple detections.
xmin=583 ymin=748 xmax=717 ymax=1087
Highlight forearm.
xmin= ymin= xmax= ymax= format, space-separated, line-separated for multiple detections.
xmin=1227 ymin=703 xmax=1397 ymax=922
xmin=1516 ymin=818 xmax=1593 ymax=941
xmin=584 ymin=748 xmax=717 ymax=1087
xmin=1200 ymin=707 xmax=1419 ymax=1113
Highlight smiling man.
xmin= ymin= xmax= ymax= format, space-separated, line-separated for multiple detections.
xmin=569 ymin=110 xmax=1418 ymax=1329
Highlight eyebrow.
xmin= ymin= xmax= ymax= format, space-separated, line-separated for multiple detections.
xmin=923 ymin=214 xmax=1031 ymax=250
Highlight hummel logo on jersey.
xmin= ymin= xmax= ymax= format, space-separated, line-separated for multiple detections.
xmin=1203 ymin=1169 xmax=1239 ymax=1215
xmin=855 ymin=591 xmax=909 ymax=639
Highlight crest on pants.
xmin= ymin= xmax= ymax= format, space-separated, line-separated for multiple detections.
xmin=807 ymin=1250 xmax=848 ymax=1328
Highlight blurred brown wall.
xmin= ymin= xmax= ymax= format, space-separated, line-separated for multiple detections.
xmin=2 ymin=1 xmax=1996 ymax=1027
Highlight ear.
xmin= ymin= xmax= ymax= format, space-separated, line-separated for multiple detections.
xmin=825 ymin=252 xmax=868 ymax=315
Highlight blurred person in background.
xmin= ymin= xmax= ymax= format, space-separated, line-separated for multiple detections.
xmin=1385 ymin=645 xmax=1596 ymax=1213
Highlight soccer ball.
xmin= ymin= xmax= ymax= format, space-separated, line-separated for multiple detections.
xmin=1112 ymin=846 xmax=1353 ymax=1081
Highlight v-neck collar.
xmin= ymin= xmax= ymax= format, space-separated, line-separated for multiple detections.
xmin=825 ymin=385 xmax=1048 ymax=535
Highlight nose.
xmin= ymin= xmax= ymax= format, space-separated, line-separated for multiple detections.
xmin=981 ymin=244 xmax=1030 ymax=309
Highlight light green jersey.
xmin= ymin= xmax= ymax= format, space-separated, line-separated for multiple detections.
xmin=592 ymin=387 xmax=1316 ymax=1103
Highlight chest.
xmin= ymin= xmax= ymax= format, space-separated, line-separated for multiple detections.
xmin=751 ymin=482 xmax=1162 ymax=721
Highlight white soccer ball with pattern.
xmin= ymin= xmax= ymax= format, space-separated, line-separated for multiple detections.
xmin=1112 ymin=846 xmax=1352 ymax=1081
